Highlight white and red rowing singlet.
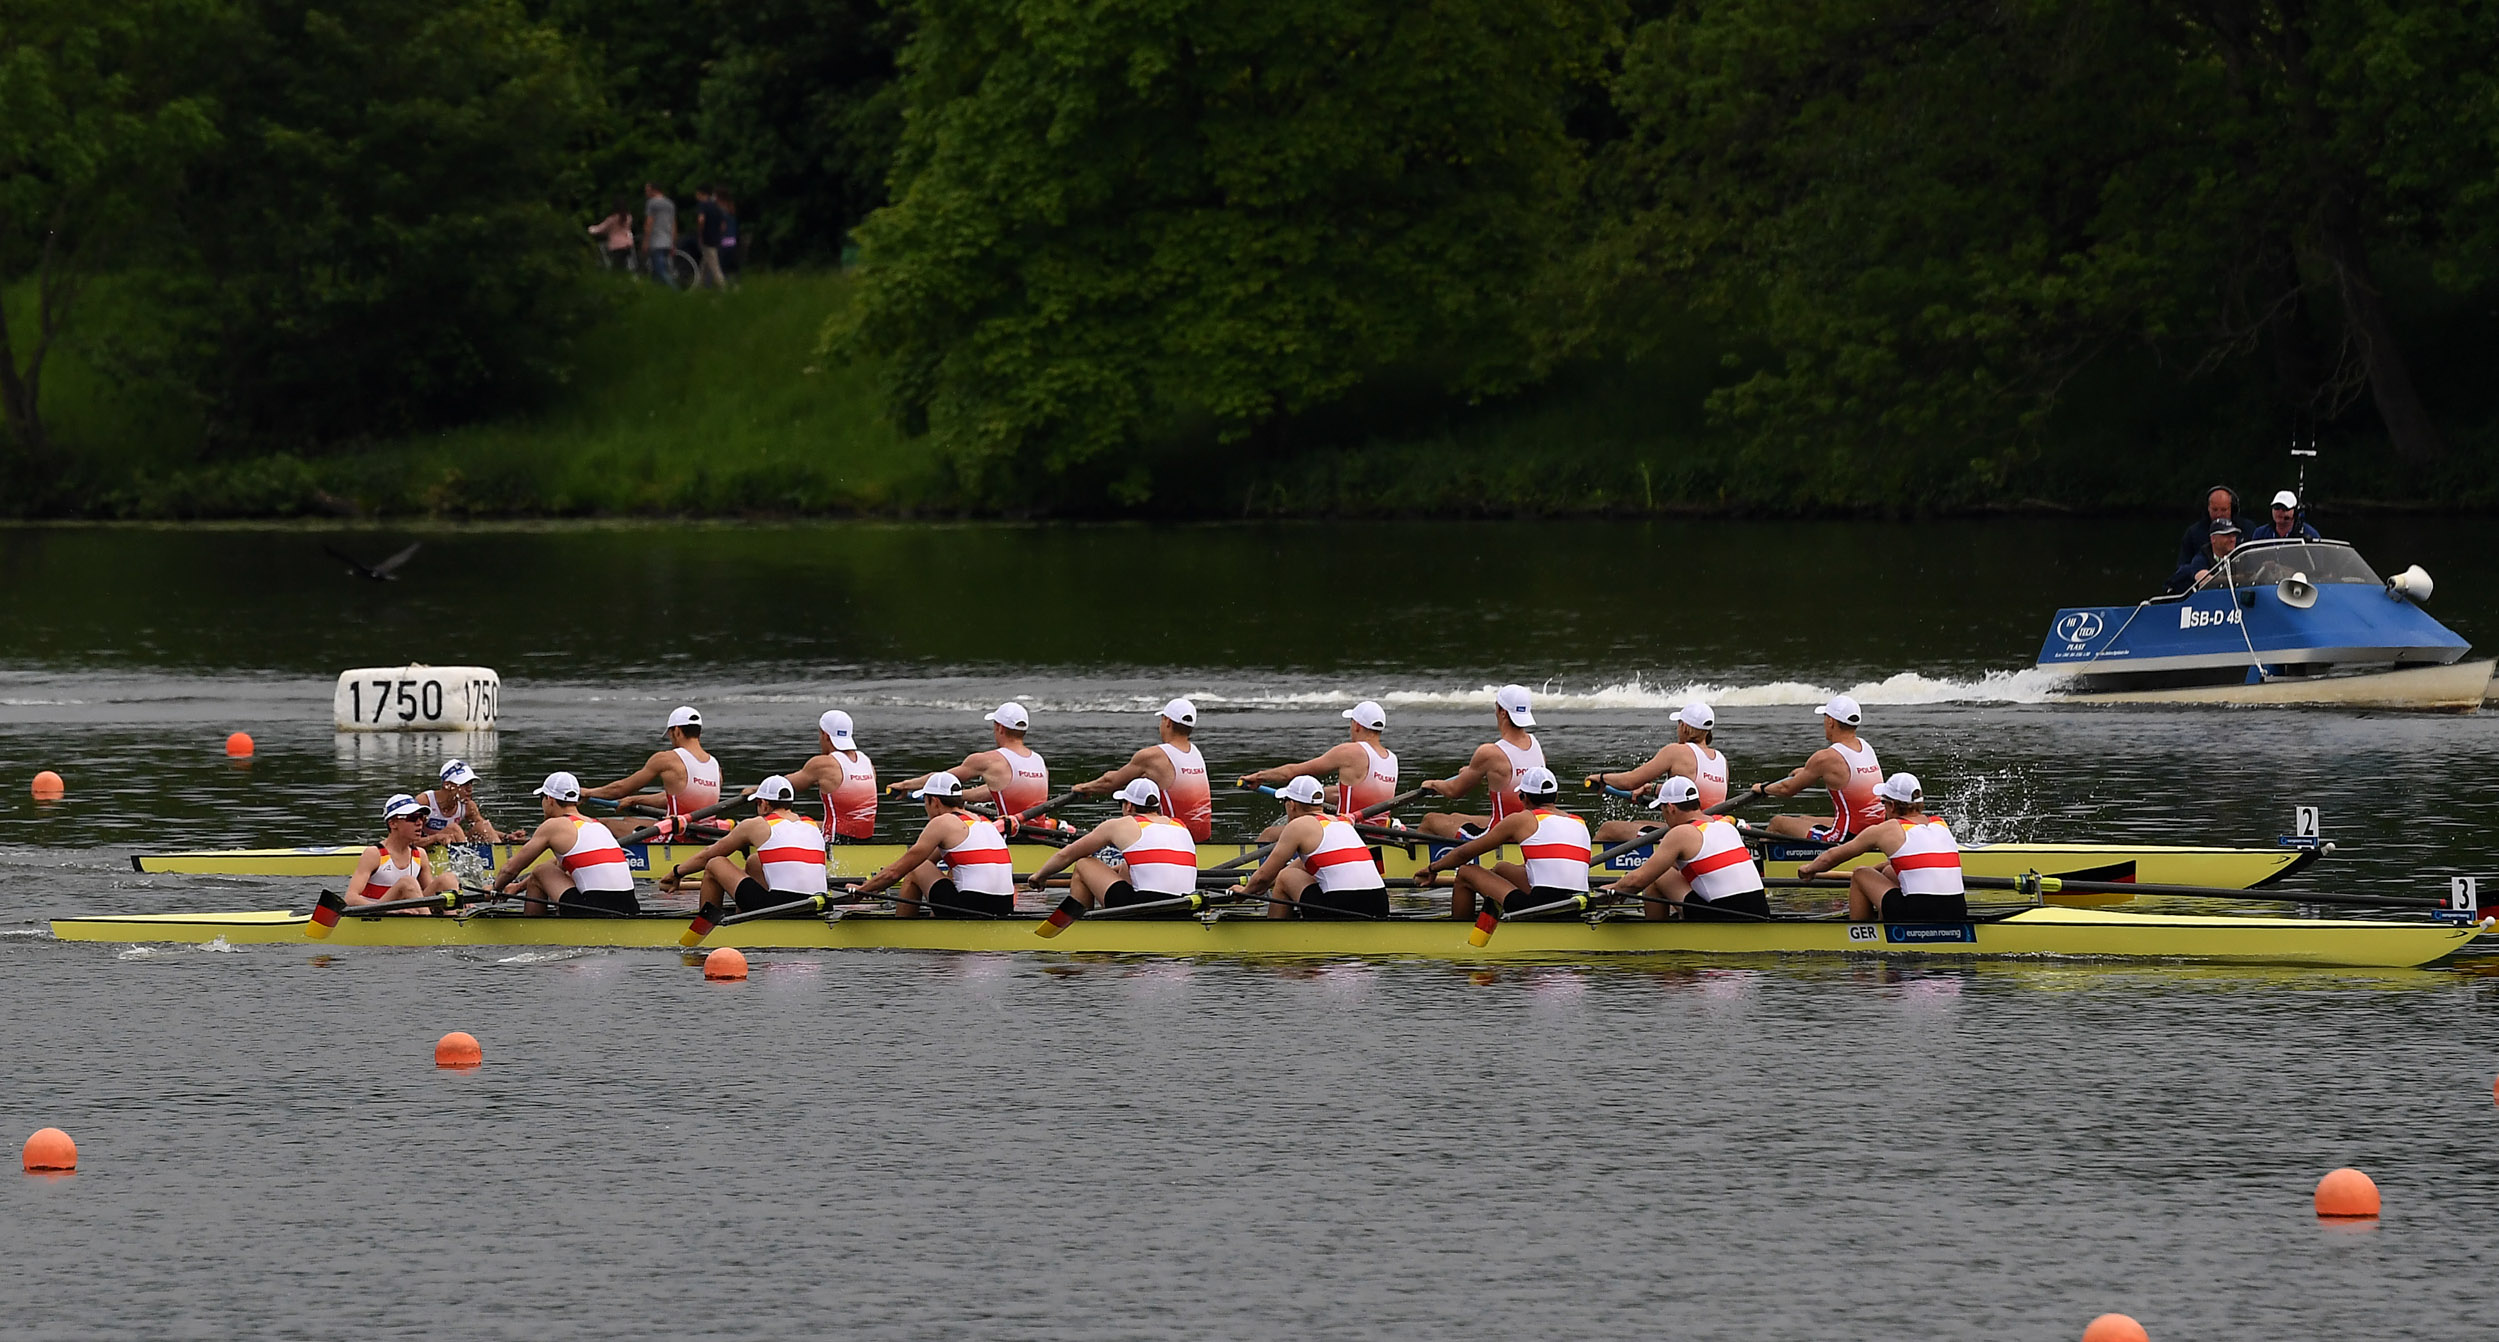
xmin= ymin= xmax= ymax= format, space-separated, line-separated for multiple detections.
xmin=823 ymin=750 xmax=877 ymax=841
xmin=941 ymin=814 xmax=1015 ymax=897
xmin=1336 ymin=742 xmax=1398 ymax=816
xmin=1677 ymin=816 xmax=1762 ymax=902
xmin=1519 ymin=807 xmax=1592 ymax=892
xmin=668 ymin=747 xmax=722 ymax=817
xmin=1305 ymin=817 xmax=1386 ymax=895
xmin=757 ymin=811 xmax=829 ymax=894
xmin=362 ymin=846 xmax=423 ymax=901
xmin=1119 ymin=816 xmax=1198 ymax=897
xmin=1489 ymin=736 xmax=1545 ymax=822
xmin=1690 ymin=746 xmax=1730 ymax=810
xmin=419 ymin=789 xmax=461 ymax=833
xmin=559 ymin=816 xmax=636 ymax=893
xmin=1826 ymin=739 xmax=1884 ymax=839
xmin=997 ymin=745 xmax=1049 ymax=817
xmin=1157 ymin=742 xmax=1213 ymax=841
xmin=1890 ymin=817 xmax=1963 ymax=896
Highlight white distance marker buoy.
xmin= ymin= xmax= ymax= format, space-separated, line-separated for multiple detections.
xmin=333 ymin=665 xmax=500 ymax=732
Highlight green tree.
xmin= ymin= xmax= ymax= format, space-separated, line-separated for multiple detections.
xmin=693 ymin=0 xmax=903 ymax=266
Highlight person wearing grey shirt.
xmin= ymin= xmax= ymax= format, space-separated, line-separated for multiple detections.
xmin=642 ymin=183 xmax=678 ymax=286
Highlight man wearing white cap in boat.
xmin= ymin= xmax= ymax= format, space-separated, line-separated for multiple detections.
xmin=655 ymin=774 xmax=827 ymax=915
xmin=411 ymin=758 xmax=505 ymax=845
xmin=1074 ymin=698 xmax=1214 ymax=841
xmin=891 ymin=701 xmax=1052 ymax=829
xmin=1588 ymin=701 xmax=1729 ymax=845
xmin=854 ymin=771 xmax=1017 ymax=917
xmin=2249 ymin=489 xmax=2322 ymax=542
xmin=1411 ymin=766 xmax=1587 ymax=920
xmin=1795 ymin=771 xmax=1968 ymax=923
xmin=488 ymin=772 xmax=643 ymax=917
xmin=1598 ymin=777 xmax=1767 ymax=921
xmin=345 ymin=795 xmax=460 ymax=909
xmin=1230 ymin=775 xmax=1392 ymax=920
xmin=782 ymin=709 xmax=878 ymax=843
xmin=1749 ymin=694 xmax=1884 ymax=843
xmin=1417 ymin=684 xmax=1546 ymax=839
xmin=1238 ymin=699 xmax=1398 ymax=839
xmin=1025 ymin=777 xmax=1199 ymax=919
xmin=582 ymin=706 xmax=724 ymax=840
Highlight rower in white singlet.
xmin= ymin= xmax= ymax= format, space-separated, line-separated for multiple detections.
xmin=1027 ymin=778 xmax=1201 ymax=924
xmin=1797 ymin=772 xmax=1968 ymax=922
xmin=855 ymin=772 xmax=1018 ymax=917
xmin=1231 ymin=775 xmax=1391 ymax=920
xmin=891 ymin=701 xmax=1057 ymax=831
xmin=583 ymin=705 xmax=726 ymax=839
xmin=1238 ymin=699 xmax=1400 ymax=840
xmin=1590 ymin=702 xmax=1733 ymax=845
xmin=411 ymin=759 xmax=504 ymax=845
xmin=1417 ymin=684 xmax=1544 ymax=839
xmin=489 ymin=772 xmax=643 ymax=917
xmin=787 ymin=709 xmax=879 ymax=842
xmin=1600 ymin=776 xmax=1770 ymax=920
xmin=344 ymin=795 xmax=458 ymax=908
xmin=1075 ymin=698 xmax=1214 ymax=841
xmin=1749 ymin=694 xmax=1885 ymax=842
xmin=657 ymin=775 xmax=830 ymax=915
xmin=1412 ymin=767 xmax=1588 ymax=920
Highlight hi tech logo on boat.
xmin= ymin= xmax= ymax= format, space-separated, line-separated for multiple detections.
xmin=2054 ymin=612 xmax=2105 ymax=644
xmin=2179 ymin=606 xmax=2243 ymax=630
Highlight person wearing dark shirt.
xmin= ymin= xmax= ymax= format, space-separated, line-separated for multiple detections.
xmin=716 ymin=191 xmax=740 ymax=287
xmin=2177 ymin=486 xmax=2257 ymax=567
xmin=694 ymin=185 xmax=727 ymax=290
xmin=2249 ymin=489 xmax=2323 ymax=541
xmin=2169 ymin=520 xmax=2243 ymax=593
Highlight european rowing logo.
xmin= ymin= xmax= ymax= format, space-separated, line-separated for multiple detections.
xmin=2054 ymin=611 xmax=2104 ymax=643
xmin=2178 ymin=606 xmax=2242 ymax=630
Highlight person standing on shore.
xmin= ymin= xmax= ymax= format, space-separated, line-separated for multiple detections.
xmin=587 ymin=203 xmax=634 ymax=270
xmin=641 ymin=182 xmax=678 ymax=287
xmin=716 ymin=191 xmax=741 ymax=287
xmin=693 ymin=185 xmax=727 ymax=290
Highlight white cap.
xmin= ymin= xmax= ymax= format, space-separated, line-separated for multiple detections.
xmin=1496 ymin=684 xmax=1536 ymax=727
xmin=986 ymin=702 xmax=1030 ymax=731
xmin=1114 ymin=777 xmax=1163 ymax=809
xmin=1342 ymin=700 xmax=1387 ymax=730
xmin=1874 ymin=772 xmax=1923 ymax=804
xmin=533 ymin=771 xmax=582 ymax=802
xmin=2271 ymin=490 xmax=2299 ymax=510
xmin=666 ymin=705 xmax=703 ymax=733
xmin=1648 ymin=776 xmax=1702 ymax=808
xmin=1276 ymin=775 xmax=1327 ymax=806
xmin=819 ymin=709 xmax=856 ymax=748
xmin=911 ymin=771 xmax=963 ymax=800
xmin=1161 ymin=698 xmax=1197 ymax=727
xmin=755 ymin=774 xmax=796 ymax=803
xmin=1675 ymin=703 xmax=1715 ymax=732
xmin=1513 ymin=765 xmax=1559 ymax=796
xmin=383 ymin=793 xmax=424 ymax=821
xmin=1817 ymin=694 xmax=1863 ymax=727
xmin=438 ymin=759 xmax=477 ymax=786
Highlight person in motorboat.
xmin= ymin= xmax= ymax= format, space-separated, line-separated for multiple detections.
xmin=891 ymin=701 xmax=1050 ymax=829
xmin=1598 ymin=777 xmax=1770 ymax=921
xmin=582 ymin=706 xmax=724 ymax=839
xmin=1238 ymin=699 xmax=1398 ymax=840
xmin=1024 ymin=777 xmax=1199 ymax=915
xmin=2249 ymin=490 xmax=2322 ymax=541
xmin=2167 ymin=519 xmax=2242 ymax=593
xmin=1073 ymin=698 xmax=1214 ymax=841
xmin=1747 ymin=695 xmax=1884 ymax=842
xmin=487 ymin=772 xmax=643 ymax=917
xmin=1228 ymin=775 xmax=1392 ymax=919
xmin=1410 ymin=767 xmax=1588 ymax=920
xmin=2175 ymin=485 xmax=2255 ymax=568
xmin=784 ymin=709 xmax=878 ymax=844
xmin=1795 ymin=772 xmax=1968 ymax=923
xmin=410 ymin=758 xmax=508 ymax=845
xmin=655 ymin=774 xmax=826 ymax=915
xmin=344 ymin=795 xmax=460 ymax=910
xmin=1415 ymin=684 xmax=1545 ymax=839
xmin=854 ymin=772 xmax=1017 ymax=917
xmin=1588 ymin=701 xmax=1729 ymax=844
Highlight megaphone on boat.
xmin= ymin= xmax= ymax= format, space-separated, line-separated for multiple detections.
xmin=2276 ymin=572 xmax=2317 ymax=610
xmin=2388 ymin=564 xmax=2435 ymax=603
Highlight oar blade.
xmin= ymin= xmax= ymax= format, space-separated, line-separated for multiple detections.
xmin=307 ymin=891 xmax=345 ymax=940
xmin=1467 ymin=909 xmax=1499 ymax=947
xmin=1034 ymin=894 xmax=1085 ymax=939
xmin=679 ymin=901 xmax=723 ymax=947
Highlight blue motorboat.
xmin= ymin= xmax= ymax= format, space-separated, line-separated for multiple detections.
xmin=2034 ymin=538 xmax=2492 ymax=708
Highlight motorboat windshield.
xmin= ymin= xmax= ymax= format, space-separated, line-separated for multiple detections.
xmin=2197 ymin=539 xmax=2382 ymax=593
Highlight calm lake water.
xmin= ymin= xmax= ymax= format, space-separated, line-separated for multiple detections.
xmin=4 ymin=519 xmax=2497 ymax=1339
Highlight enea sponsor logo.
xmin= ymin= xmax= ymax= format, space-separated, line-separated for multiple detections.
xmin=2178 ymin=606 xmax=2243 ymax=630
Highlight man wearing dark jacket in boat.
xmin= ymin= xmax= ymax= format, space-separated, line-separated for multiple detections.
xmin=2176 ymin=486 xmax=2257 ymax=568
xmin=2168 ymin=519 xmax=2242 ymax=593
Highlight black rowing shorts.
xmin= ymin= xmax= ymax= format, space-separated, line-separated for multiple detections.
xmin=1880 ymin=890 xmax=1968 ymax=921
xmin=926 ymin=879 xmax=1014 ymax=918
xmin=1681 ymin=890 xmax=1771 ymax=921
xmin=1103 ymin=880 xmax=1192 ymax=913
xmin=1295 ymin=886 xmax=1390 ymax=920
xmin=559 ymin=887 xmax=640 ymax=917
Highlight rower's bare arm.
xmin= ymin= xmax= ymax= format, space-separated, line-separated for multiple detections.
xmin=1240 ymin=819 xmax=1317 ymax=892
xmin=584 ymin=754 xmax=668 ymax=801
xmin=492 ymin=826 xmax=559 ymax=889
xmin=1076 ymin=746 xmax=1159 ymax=794
xmin=1760 ymin=751 xmax=1833 ymax=800
xmin=1427 ymin=813 xmax=1528 ymax=873
xmin=1245 ymin=743 xmax=1359 ymax=787
xmin=1426 ymin=745 xmax=1498 ymax=798
xmin=1799 ymin=824 xmax=1887 ymax=877
xmin=861 ymin=828 xmax=947 ymax=894
xmin=1598 ymin=746 xmax=1678 ymax=792
xmin=1028 ymin=819 xmax=1120 ymax=884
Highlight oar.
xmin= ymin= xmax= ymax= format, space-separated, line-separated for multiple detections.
xmin=1035 ymin=887 xmax=1249 ymax=938
xmin=307 ymin=887 xmax=497 ymax=936
xmin=678 ymin=881 xmax=872 ymax=945
xmin=619 ymin=788 xmax=755 ymax=845
xmin=1206 ymin=786 xmax=1427 ymax=876
xmin=1768 ymin=873 xmax=2444 ymax=912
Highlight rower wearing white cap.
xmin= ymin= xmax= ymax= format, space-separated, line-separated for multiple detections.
xmin=345 ymin=795 xmax=459 ymax=908
xmin=1412 ymin=766 xmax=1586 ymax=920
xmin=1751 ymin=694 xmax=1884 ymax=842
xmin=1589 ymin=701 xmax=1729 ymax=845
xmin=1231 ymin=775 xmax=1391 ymax=919
xmin=412 ymin=758 xmax=504 ymax=845
xmin=1026 ymin=777 xmax=1198 ymax=919
xmin=855 ymin=772 xmax=1016 ymax=917
xmin=783 ymin=709 xmax=878 ymax=842
xmin=1599 ymin=777 xmax=1768 ymax=920
xmin=1074 ymin=698 xmax=1214 ymax=841
xmin=656 ymin=775 xmax=827 ymax=915
xmin=489 ymin=772 xmax=642 ymax=917
xmin=1417 ymin=683 xmax=1545 ymax=839
xmin=583 ymin=706 xmax=724 ymax=839
xmin=1796 ymin=772 xmax=1967 ymax=922
xmin=1238 ymin=699 xmax=1398 ymax=835
xmin=891 ymin=701 xmax=1051 ymax=825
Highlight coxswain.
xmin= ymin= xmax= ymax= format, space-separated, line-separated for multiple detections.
xmin=1590 ymin=702 xmax=1728 ymax=844
xmin=1417 ymin=684 xmax=1545 ymax=839
xmin=344 ymin=795 xmax=458 ymax=908
xmin=1074 ymin=698 xmax=1213 ymax=841
xmin=891 ymin=701 xmax=1052 ymax=826
xmin=783 ymin=709 xmax=878 ymax=843
xmin=411 ymin=758 xmax=504 ymax=845
xmin=1750 ymin=695 xmax=1882 ymax=842
xmin=1796 ymin=772 xmax=1967 ymax=922
xmin=1239 ymin=700 xmax=1398 ymax=836
xmin=1411 ymin=767 xmax=1586 ymax=920
xmin=854 ymin=772 xmax=1016 ymax=917
xmin=583 ymin=705 xmax=724 ymax=838
xmin=1025 ymin=778 xmax=1198 ymax=916
xmin=655 ymin=775 xmax=826 ymax=915
xmin=1231 ymin=775 xmax=1390 ymax=919
xmin=1599 ymin=777 xmax=1768 ymax=920
xmin=488 ymin=772 xmax=643 ymax=916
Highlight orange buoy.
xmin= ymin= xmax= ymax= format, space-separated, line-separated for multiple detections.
xmin=224 ymin=732 xmax=254 ymax=758
xmin=21 ymin=1127 xmax=77 ymax=1172
xmin=2081 ymin=1314 xmax=2148 ymax=1342
xmin=703 ymin=947 xmax=749 ymax=980
xmin=434 ymin=1031 xmax=483 ymax=1069
xmin=2314 ymin=1167 xmax=2380 ymax=1217
xmin=30 ymin=770 xmax=64 ymax=801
